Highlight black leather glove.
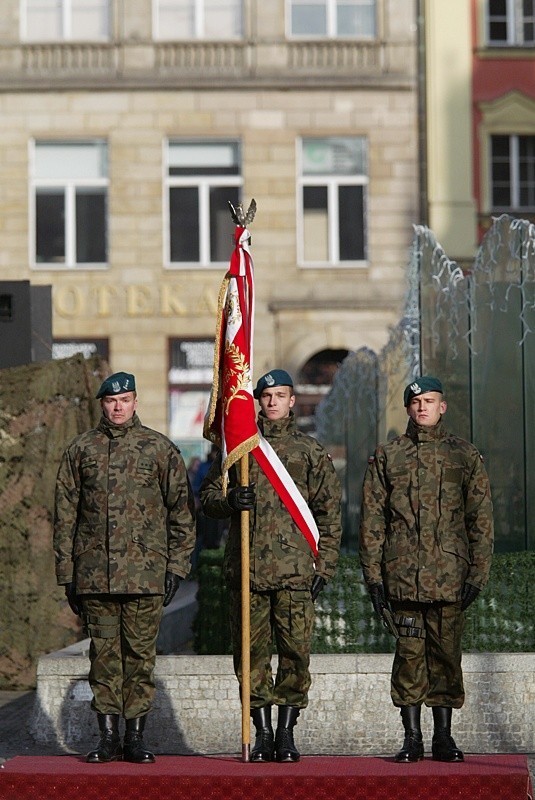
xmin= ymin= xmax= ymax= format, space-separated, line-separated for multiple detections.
xmin=368 ymin=582 xmax=387 ymax=618
xmin=227 ymin=483 xmax=256 ymax=511
xmin=163 ymin=571 xmax=181 ymax=607
xmin=64 ymin=582 xmax=81 ymax=616
xmin=311 ymin=575 xmax=326 ymax=602
xmin=461 ymin=582 xmax=480 ymax=611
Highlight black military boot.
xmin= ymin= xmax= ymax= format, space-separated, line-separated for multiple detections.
xmin=431 ymin=707 xmax=464 ymax=762
xmin=395 ymin=706 xmax=424 ymax=762
xmin=250 ymin=706 xmax=274 ymax=762
xmin=123 ymin=716 xmax=156 ymax=763
xmin=274 ymin=706 xmax=300 ymax=763
xmin=86 ymin=713 xmax=122 ymax=763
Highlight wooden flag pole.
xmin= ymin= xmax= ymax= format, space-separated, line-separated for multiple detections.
xmin=240 ymin=453 xmax=251 ymax=762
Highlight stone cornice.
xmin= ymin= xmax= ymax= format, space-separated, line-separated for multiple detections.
xmin=0 ymin=39 xmax=416 ymax=91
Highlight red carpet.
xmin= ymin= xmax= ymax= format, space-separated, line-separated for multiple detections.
xmin=0 ymin=754 xmax=532 ymax=800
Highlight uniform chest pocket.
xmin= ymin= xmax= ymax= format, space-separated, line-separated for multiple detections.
xmin=138 ymin=457 xmax=154 ymax=472
xmin=283 ymin=454 xmax=309 ymax=488
xmin=444 ymin=467 xmax=463 ymax=483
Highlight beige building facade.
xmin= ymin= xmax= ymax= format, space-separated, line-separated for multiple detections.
xmin=0 ymin=0 xmax=418 ymax=457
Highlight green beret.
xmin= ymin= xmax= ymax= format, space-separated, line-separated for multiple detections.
xmin=403 ymin=376 xmax=443 ymax=407
xmin=253 ymin=369 xmax=294 ymax=399
xmin=96 ymin=371 xmax=136 ymax=399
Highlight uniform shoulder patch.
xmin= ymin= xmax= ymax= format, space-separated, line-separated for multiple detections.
xmin=368 ymin=455 xmax=375 ymax=464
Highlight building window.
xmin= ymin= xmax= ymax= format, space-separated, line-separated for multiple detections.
xmin=165 ymin=140 xmax=241 ymax=267
xmin=154 ymin=0 xmax=243 ymax=39
xmin=22 ymin=0 xmax=110 ymax=41
xmin=487 ymin=0 xmax=535 ymax=46
xmin=31 ymin=141 xmax=108 ymax=268
xmin=288 ymin=0 xmax=375 ymax=38
xmin=491 ymin=135 xmax=535 ymax=210
xmin=52 ymin=338 xmax=109 ymax=360
xmin=298 ymin=137 xmax=367 ymax=267
xmin=168 ymin=337 xmax=214 ymax=459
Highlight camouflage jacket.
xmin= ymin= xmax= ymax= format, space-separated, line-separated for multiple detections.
xmin=359 ymin=418 xmax=494 ymax=603
xmin=54 ymin=413 xmax=196 ymax=594
xmin=200 ymin=412 xmax=342 ymax=591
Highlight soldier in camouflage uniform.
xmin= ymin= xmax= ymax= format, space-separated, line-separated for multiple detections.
xmin=54 ymin=372 xmax=195 ymax=764
xmin=200 ymin=369 xmax=342 ymax=763
xmin=359 ymin=376 xmax=493 ymax=763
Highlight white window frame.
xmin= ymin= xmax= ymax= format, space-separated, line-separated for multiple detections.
xmin=296 ymin=136 xmax=368 ymax=269
xmin=490 ymin=134 xmax=535 ymax=211
xmin=286 ymin=0 xmax=376 ymax=40
xmin=486 ymin=0 xmax=535 ymax=46
xmin=21 ymin=0 xmax=110 ymax=42
xmin=29 ymin=139 xmax=109 ymax=271
xmin=164 ymin=139 xmax=242 ymax=270
xmin=153 ymin=0 xmax=243 ymax=40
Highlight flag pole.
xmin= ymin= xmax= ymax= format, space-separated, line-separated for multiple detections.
xmin=240 ymin=454 xmax=251 ymax=762
xmin=203 ymin=198 xmax=257 ymax=762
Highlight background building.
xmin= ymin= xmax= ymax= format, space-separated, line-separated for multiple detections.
xmin=420 ymin=0 xmax=535 ymax=552
xmin=0 ymin=0 xmax=418 ymax=458
xmin=422 ymin=0 xmax=535 ymax=258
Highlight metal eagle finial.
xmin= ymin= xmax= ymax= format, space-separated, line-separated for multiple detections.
xmin=228 ymin=198 xmax=257 ymax=227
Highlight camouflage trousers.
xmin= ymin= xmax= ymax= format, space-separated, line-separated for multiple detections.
xmin=390 ymin=600 xmax=465 ymax=708
xmin=81 ymin=594 xmax=163 ymax=719
xmin=229 ymin=588 xmax=314 ymax=710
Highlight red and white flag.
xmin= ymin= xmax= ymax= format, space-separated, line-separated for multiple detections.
xmin=204 ymin=224 xmax=320 ymax=557
xmin=204 ymin=225 xmax=260 ymax=479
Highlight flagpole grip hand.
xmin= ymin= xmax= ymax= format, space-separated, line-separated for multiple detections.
xmin=228 ymin=483 xmax=256 ymax=512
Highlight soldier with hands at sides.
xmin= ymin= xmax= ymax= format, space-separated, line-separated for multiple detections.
xmin=200 ymin=370 xmax=342 ymax=763
xmin=359 ymin=376 xmax=493 ymax=763
xmin=54 ymin=372 xmax=196 ymax=764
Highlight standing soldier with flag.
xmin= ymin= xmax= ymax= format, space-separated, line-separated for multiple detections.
xmin=200 ymin=369 xmax=342 ymax=763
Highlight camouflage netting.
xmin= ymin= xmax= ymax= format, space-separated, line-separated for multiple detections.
xmin=0 ymin=354 xmax=109 ymax=689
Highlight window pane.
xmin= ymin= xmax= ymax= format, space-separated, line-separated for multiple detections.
xmin=291 ymin=4 xmax=327 ymax=36
xmin=302 ymin=137 xmax=366 ymax=175
xmin=339 ymin=184 xmax=365 ymax=259
xmin=76 ymin=188 xmax=106 ymax=262
xmin=169 ymin=141 xmax=240 ymax=176
xmin=36 ymin=142 xmax=107 ymax=180
xmin=489 ymin=20 xmax=508 ymax=40
xmin=487 ymin=0 xmax=508 ymax=42
xmin=491 ymin=136 xmax=511 ymax=207
xmin=71 ymin=0 xmax=110 ymax=40
xmin=158 ymin=0 xmax=194 ymax=38
xmin=205 ymin=0 xmax=242 ymax=38
xmin=493 ymin=186 xmax=511 ymax=207
xmin=524 ymin=22 xmax=534 ymax=41
xmin=518 ymin=136 xmax=535 ymax=207
xmin=303 ymin=186 xmax=328 ymax=261
xmin=523 ymin=0 xmax=535 ymax=42
xmin=337 ymin=2 xmax=375 ymax=37
xmin=36 ymin=189 xmax=65 ymax=263
xmin=210 ymin=186 xmax=238 ymax=262
xmin=170 ymin=187 xmax=199 ymax=261
xmin=26 ymin=0 xmax=62 ymax=40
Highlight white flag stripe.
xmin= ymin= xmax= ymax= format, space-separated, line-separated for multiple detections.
xmin=257 ymin=436 xmax=320 ymax=550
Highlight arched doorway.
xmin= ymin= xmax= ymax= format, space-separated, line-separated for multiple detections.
xmin=294 ymin=349 xmax=350 ymax=435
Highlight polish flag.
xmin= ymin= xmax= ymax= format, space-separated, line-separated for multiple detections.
xmin=204 ymin=224 xmax=319 ymax=557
